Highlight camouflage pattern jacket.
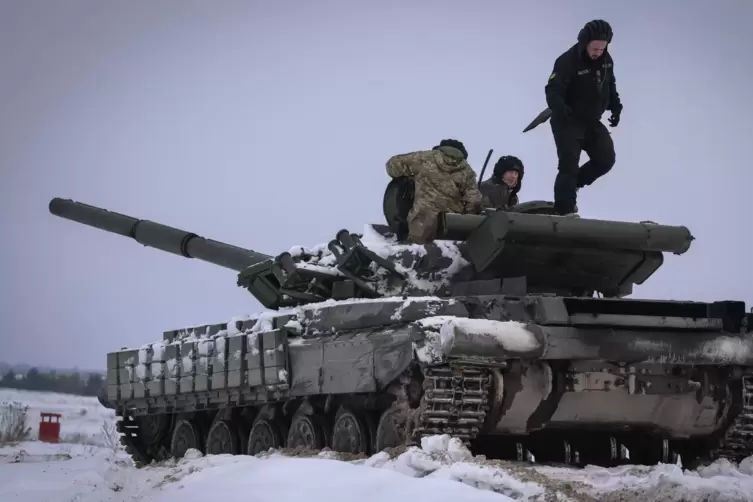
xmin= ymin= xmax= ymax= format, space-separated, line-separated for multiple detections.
xmin=479 ymin=179 xmax=519 ymax=210
xmin=386 ymin=145 xmax=482 ymax=242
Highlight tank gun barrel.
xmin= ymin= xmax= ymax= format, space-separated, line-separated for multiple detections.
xmin=49 ymin=198 xmax=272 ymax=271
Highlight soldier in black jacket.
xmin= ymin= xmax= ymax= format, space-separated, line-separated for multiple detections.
xmin=545 ymin=19 xmax=623 ymax=216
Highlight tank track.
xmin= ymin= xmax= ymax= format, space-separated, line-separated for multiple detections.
xmin=409 ymin=365 xmax=492 ymax=445
xmin=116 ymin=414 xmax=170 ymax=467
xmin=711 ymin=374 xmax=753 ymax=463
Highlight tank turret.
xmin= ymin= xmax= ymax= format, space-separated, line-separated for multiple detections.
xmin=50 ymin=194 xmax=694 ymax=309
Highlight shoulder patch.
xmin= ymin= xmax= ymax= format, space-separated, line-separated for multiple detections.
xmin=549 ymin=72 xmax=556 ymax=81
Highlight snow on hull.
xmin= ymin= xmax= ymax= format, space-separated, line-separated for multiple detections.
xmin=413 ymin=316 xmax=543 ymax=364
xmin=109 ymin=295 xmax=466 ymax=396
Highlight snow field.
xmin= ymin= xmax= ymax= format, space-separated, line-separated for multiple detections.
xmin=0 ymin=388 xmax=117 ymax=447
xmin=2 ymin=389 xmax=753 ymax=502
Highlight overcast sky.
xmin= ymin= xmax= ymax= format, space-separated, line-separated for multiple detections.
xmin=2 ymin=0 xmax=752 ymax=371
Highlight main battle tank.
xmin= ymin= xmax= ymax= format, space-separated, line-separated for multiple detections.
xmin=48 ymin=195 xmax=753 ymax=469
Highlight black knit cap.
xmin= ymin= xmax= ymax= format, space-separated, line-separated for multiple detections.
xmin=433 ymin=139 xmax=468 ymax=159
xmin=577 ymin=19 xmax=613 ymax=44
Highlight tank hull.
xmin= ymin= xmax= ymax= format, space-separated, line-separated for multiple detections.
xmin=105 ymin=295 xmax=753 ymax=468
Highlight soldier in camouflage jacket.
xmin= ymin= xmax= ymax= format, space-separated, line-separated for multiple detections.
xmin=386 ymin=139 xmax=482 ymax=244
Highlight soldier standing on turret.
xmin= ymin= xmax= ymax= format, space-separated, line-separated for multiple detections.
xmin=386 ymin=139 xmax=483 ymax=244
xmin=545 ymin=19 xmax=623 ymax=217
xmin=479 ymin=155 xmax=524 ymax=210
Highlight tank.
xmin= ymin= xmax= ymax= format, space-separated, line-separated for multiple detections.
xmin=48 ymin=196 xmax=753 ymax=469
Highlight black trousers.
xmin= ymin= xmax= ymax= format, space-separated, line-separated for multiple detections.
xmin=550 ymin=116 xmax=615 ymax=214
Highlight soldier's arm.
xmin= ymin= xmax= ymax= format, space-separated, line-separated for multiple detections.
xmin=608 ymin=58 xmax=623 ymax=115
xmin=544 ymin=54 xmax=575 ymax=118
xmin=385 ymin=151 xmax=432 ymax=178
xmin=461 ymin=168 xmax=483 ymax=213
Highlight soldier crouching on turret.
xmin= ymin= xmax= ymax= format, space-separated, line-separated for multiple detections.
xmin=386 ymin=139 xmax=483 ymax=244
xmin=479 ymin=155 xmax=524 ymax=210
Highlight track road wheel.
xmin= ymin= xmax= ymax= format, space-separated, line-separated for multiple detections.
xmin=206 ymin=419 xmax=240 ymax=455
xmin=375 ymin=407 xmax=407 ymax=452
xmin=331 ymin=406 xmax=371 ymax=455
xmin=170 ymin=419 xmax=202 ymax=459
xmin=138 ymin=414 xmax=170 ymax=446
xmin=287 ymin=412 xmax=327 ymax=450
xmin=247 ymin=417 xmax=284 ymax=456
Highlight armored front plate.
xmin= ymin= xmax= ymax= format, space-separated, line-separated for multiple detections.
xmin=262 ymin=330 xmax=288 ymax=385
xmin=246 ymin=333 xmax=263 ymax=387
xmin=179 ymin=343 xmax=195 ymax=394
xmin=151 ymin=343 xmax=167 ymax=362
xmin=133 ymin=381 xmax=147 ymax=399
xmin=118 ymin=368 xmax=131 ymax=385
xmin=118 ymin=383 xmax=133 ymax=400
xmin=107 ymin=352 xmax=119 ymax=371
xmin=227 ymin=334 xmax=247 ymax=371
xmin=181 ymin=342 xmax=196 ymax=374
xmin=227 ymin=369 xmax=245 ymax=388
xmin=118 ymin=349 xmax=138 ymax=368
xmin=164 ymin=344 xmax=180 ymax=395
xmin=211 ymin=335 xmax=229 ymax=390
xmin=118 ymin=365 xmax=134 ymax=400
xmin=194 ymin=356 xmax=211 ymax=392
xmin=179 ymin=375 xmax=194 ymax=394
xmin=148 ymin=362 xmax=166 ymax=396
xmin=106 ymin=367 xmax=117 ymax=388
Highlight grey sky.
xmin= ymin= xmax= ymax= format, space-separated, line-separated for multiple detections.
xmin=2 ymin=1 xmax=752 ymax=370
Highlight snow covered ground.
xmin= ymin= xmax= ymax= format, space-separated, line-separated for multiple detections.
xmin=2 ymin=389 xmax=753 ymax=502
xmin=0 ymin=387 xmax=116 ymax=446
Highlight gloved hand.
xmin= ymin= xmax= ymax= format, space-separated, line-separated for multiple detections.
xmin=608 ymin=111 xmax=621 ymax=127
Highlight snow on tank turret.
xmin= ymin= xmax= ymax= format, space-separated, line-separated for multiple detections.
xmin=49 ymin=195 xmax=753 ymax=469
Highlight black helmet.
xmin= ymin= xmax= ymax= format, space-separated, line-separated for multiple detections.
xmin=433 ymin=138 xmax=468 ymax=159
xmin=577 ymin=19 xmax=613 ymax=44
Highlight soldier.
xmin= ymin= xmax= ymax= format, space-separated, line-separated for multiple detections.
xmin=479 ymin=155 xmax=524 ymax=210
xmin=545 ymin=19 xmax=623 ymax=216
xmin=386 ymin=138 xmax=483 ymax=244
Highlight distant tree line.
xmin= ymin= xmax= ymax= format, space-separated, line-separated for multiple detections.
xmin=0 ymin=368 xmax=104 ymax=397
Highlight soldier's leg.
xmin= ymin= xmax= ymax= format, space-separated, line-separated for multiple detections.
xmin=550 ymin=119 xmax=583 ymax=215
xmin=578 ymin=121 xmax=615 ymax=187
xmin=407 ymin=207 xmax=438 ymax=244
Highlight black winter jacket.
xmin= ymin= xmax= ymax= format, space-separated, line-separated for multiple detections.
xmin=544 ymin=43 xmax=623 ymax=123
